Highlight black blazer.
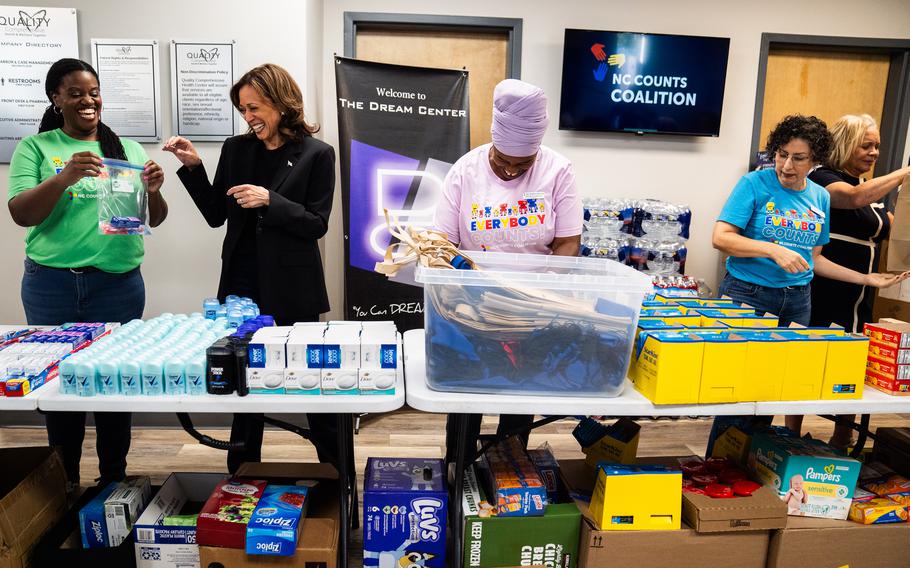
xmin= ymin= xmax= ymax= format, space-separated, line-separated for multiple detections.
xmin=177 ymin=134 xmax=335 ymax=319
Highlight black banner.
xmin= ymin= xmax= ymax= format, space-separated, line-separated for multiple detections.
xmin=335 ymin=57 xmax=470 ymax=330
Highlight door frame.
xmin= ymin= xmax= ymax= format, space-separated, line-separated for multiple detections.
xmin=750 ymin=33 xmax=910 ymax=175
xmin=343 ymin=12 xmax=523 ymax=79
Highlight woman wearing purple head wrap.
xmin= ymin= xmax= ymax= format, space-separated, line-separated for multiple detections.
xmin=435 ymin=79 xmax=583 ymax=457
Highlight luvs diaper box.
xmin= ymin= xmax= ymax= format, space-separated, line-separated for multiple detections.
xmin=363 ymin=457 xmax=447 ymax=568
xmin=748 ymin=429 xmax=861 ymax=520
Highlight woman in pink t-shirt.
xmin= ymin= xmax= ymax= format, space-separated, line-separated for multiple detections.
xmin=435 ymin=79 xmax=582 ymax=460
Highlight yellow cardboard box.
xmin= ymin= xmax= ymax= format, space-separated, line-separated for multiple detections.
xmin=695 ymin=309 xmax=745 ymax=328
xmin=696 ymin=331 xmax=747 ymax=403
xmin=737 ymin=314 xmax=780 ymax=328
xmin=738 ymin=331 xmax=789 ymax=401
xmin=820 ymin=335 xmax=868 ymax=400
xmin=583 ymin=418 xmax=641 ymax=468
xmin=634 ymin=332 xmax=704 ymax=404
xmin=589 ymin=463 xmax=681 ymax=531
xmin=777 ymin=332 xmax=826 ymax=400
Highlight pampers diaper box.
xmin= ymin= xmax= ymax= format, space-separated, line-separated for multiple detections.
xmin=748 ymin=429 xmax=861 ymax=520
xmin=363 ymin=458 xmax=447 ymax=568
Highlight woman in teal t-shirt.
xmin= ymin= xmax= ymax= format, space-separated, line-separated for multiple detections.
xmin=712 ymin=114 xmax=904 ymax=327
xmin=6 ymin=58 xmax=168 ymax=489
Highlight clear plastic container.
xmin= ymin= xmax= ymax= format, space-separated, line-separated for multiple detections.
xmin=415 ymin=251 xmax=653 ymax=397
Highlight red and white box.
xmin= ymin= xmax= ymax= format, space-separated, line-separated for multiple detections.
xmin=196 ymin=479 xmax=267 ymax=549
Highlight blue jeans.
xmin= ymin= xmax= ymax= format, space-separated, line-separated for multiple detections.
xmin=718 ymin=273 xmax=811 ymax=327
xmin=22 ymin=257 xmax=145 ymax=484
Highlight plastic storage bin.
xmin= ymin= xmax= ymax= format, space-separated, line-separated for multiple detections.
xmin=415 ymin=251 xmax=653 ymax=396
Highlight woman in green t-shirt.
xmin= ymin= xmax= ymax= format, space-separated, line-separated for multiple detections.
xmin=6 ymin=58 xmax=168 ymax=488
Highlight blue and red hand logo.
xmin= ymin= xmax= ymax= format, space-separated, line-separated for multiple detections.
xmin=590 ymin=43 xmax=625 ymax=82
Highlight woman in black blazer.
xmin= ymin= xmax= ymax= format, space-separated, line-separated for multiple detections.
xmin=164 ymin=63 xmax=336 ymax=472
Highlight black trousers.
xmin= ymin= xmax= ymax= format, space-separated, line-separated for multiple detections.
xmin=227 ymin=413 xmax=339 ymax=473
xmin=444 ymin=414 xmax=533 ymax=464
xmin=45 ymin=411 xmax=132 ymax=484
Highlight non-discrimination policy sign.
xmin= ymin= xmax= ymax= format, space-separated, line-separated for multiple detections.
xmin=170 ymin=39 xmax=236 ymax=141
xmin=335 ymin=57 xmax=469 ymax=330
xmin=0 ymin=6 xmax=77 ymax=162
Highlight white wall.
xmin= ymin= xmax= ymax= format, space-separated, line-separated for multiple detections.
xmin=0 ymin=0 xmax=320 ymax=323
xmin=1 ymin=1 xmax=909 ymax=324
xmin=320 ymin=0 xmax=910 ymax=318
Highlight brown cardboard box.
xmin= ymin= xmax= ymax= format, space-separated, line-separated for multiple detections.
xmin=0 ymin=447 xmax=67 ymax=568
xmin=562 ymin=458 xmax=769 ymax=568
xmin=873 ymin=427 xmax=910 ymax=477
xmin=767 ymin=516 xmax=910 ymax=568
xmin=579 ymin=520 xmax=770 ymax=568
xmin=198 ymin=462 xmax=339 ymax=568
xmin=682 ymin=485 xmax=787 ymax=533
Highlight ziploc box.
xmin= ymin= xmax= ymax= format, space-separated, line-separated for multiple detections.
xmin=104 ymin=476 xmax=152 ymax=546
xmin=588 ymin=462 xmax=681 ymax=531
xmin=633 ymin=331 xmax=704 ymax=404
xmin=245 ymin=485 xmax=309 ymax=556
xmin=739 ymin=332 xmax=789 ymax=401
xmin=247 ymin=327 xmax=291 ymax=370
xmin=322 ymin=325 xmax=360 ymax=393
xmin=133 ymin=472 xmax=227 ymax=568
xmin=80 ymin=481 xmax=121 ymax=549
xmin=196 ymin=478 xmax=267 ymax=549
xmin=359 ymin=325 xmax=398 ymax=394
xmin=696 ymin=331 xmax=747 ymax=403
xmin=363 ymin=458 xmax=446 ymax=568
xmin=748 ymin=429 xmax=861 ymax=520
xmin=820 ymin=334 xmax=867 ymax=399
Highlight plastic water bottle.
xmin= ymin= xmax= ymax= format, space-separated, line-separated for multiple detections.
xmin=164 ymin=358 xmax=186 ymax=395
xmin=96 ymin=361 xmax=121 ymax=395
xmin=75 ymin=361 xmax=97 ymax=397
xmin=215 ymin=306 xmax=227 ymax=320
xmin=241 ymin=305 xmax=256 ymax=322
xmin=58 ymin=359 xmax=78 ymax=395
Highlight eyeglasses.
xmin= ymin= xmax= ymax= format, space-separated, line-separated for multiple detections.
xmin=775 ymin=150 xmax=811 ymax=165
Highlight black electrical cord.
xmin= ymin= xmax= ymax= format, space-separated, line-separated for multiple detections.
xmin=473 ymin=415 xmax=568 ymax=461
xmin=176 ymin=413 xmax=313 ymax=451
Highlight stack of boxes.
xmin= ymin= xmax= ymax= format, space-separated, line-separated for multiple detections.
xmin=864 ymin=320 xmax=910 ymax=395
xmin=632 ymin=297 xmax=869 ymax=404
xmin=246 ymin=320 xmax=400 ymax=395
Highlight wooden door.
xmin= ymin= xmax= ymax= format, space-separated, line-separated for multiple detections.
xmin=355 ymin=27 xmax=509 ymax=148
xmin=760 ymin=47 xmax=891 ymax=177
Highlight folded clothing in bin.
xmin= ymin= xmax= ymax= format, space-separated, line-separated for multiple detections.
xmin=417 ymin=251 xmax=652 ymax=397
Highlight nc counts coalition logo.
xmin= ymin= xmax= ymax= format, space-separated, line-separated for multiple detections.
xmin=587 ymin=41 xmax=695 ymax=107
xmin=0 ymin=9 xmax=50 ymax=32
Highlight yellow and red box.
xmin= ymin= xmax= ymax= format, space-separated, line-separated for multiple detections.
xmin=864 ymin=320 xmax=910 ymax=349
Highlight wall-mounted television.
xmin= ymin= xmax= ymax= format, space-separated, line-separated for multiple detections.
xmin=559 ymin=29 xmax=730 ymax=136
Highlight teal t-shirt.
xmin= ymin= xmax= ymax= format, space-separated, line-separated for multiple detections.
xmin=718 ymin=168 xmax=830 ymax=288
xmin=7 ymin=129 xmax=148 ymax=273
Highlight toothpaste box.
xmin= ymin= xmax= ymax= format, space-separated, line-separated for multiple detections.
xmin=245 ymin=485 xmax=309 ymax=556
xmin=104 ymin=476 xmax=152 ymax=546
xmin=363 ymin=458 xmax=447 ymax=568
xmin=748 ymin=429 xmax=861 ymax=520
xmin=80 ymin=481 xmax=122 ymax=548
xmin=133 ymin=472 xmax=227 ymax=568
xmin=196 ymin=478 xmax=267 ymax=549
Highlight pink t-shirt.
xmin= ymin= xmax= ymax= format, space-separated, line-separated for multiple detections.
xmin=434 ymin=143 xmax=582 ymax=254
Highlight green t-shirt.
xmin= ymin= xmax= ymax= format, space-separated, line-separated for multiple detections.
xmin=8 ymin=129 xmax=148 ymax=273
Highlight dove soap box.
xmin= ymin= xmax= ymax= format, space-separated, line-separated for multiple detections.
xmin=282 ymin=324 xmax=325 ymax=395
xmin=247 ymin=327 xmax=291 ymax=370
xmin=748 ymin=429 xmax=861 ymax=520
xmin=322 ymin=325 xmax=359 ymax=394
xmin=363 ymin=458 xmax=447 ymax=568
xmin=358 ymin=325 xmax=398 ymax=394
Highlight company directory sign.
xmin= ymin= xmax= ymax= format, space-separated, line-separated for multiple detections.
xmin=0 ymin=5 xmax=78 ymax=162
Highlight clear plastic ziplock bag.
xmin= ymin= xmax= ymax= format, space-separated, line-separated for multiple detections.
xmin=98 ymin=158 xmax=150 ymax=235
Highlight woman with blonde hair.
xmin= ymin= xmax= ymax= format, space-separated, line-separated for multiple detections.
xmin=164 ymin=63 xmax=336 ymax=471
xmin=791 ymin=113 xmax=910 ymax=448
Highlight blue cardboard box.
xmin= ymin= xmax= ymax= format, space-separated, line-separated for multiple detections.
xmin=363 ymin=458 xmax=447 ymax=568
xmin=79 ymin=481 xmax=121 ymax=549
xmin=245 ymin=485 xmax=309 ymax=556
